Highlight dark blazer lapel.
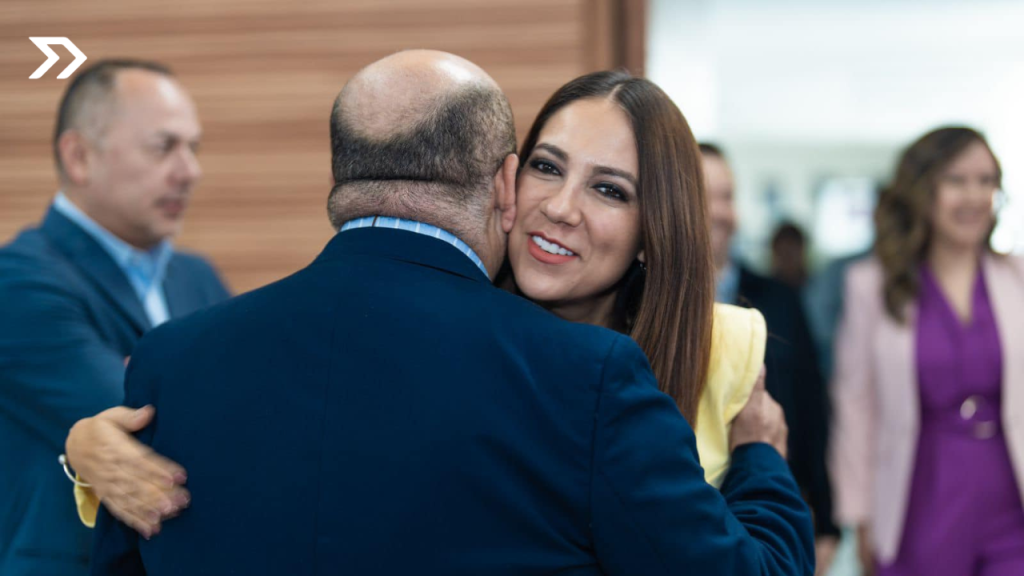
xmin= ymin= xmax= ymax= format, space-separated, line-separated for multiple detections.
xmin=40 ymin=207 xmax=152 ymax=333
xmin=736 ymin=266 xmax=759 ymax=308
xmin=162 ymin=256 xmax=195 ymax=319
xmin=315 ymin=226 xmax=491 ymax=284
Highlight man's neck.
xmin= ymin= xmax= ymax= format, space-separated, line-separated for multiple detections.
xmin=61 ymin=189 xmax=157 ymax=251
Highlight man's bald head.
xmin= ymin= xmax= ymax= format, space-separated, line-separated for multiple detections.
xmin=336 ymin=50 xmax=499 ymax=139
xmin=328 ymin=50 xmax=516 ymax=233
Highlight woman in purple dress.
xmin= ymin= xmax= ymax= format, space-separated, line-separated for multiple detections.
xmin=830 ymin=127 xmax=1024 ymax=576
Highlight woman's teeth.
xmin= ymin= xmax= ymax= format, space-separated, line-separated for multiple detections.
xmin=532 ymin=235 xmax=575 ymax=256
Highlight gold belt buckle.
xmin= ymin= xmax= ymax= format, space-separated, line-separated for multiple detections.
xmin=973 ymin=421 xmax=997 ymax=439
xmin=960 ymin=395 xmax=981 ymax=420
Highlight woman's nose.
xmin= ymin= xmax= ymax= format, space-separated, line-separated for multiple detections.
xmin=540 ymin=182 xmax=582 ymax=227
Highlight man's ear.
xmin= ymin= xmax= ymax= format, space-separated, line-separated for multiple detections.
xmin=494 ymin=153 xmax=519 ymax=233
xmin=58 ymin=131 xmax=92 ymax=186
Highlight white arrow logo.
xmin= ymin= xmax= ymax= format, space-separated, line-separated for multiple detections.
xmin=28 ymin=37 xmax=87 ymax=79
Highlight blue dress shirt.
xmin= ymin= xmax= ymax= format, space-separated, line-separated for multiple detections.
xmin=52 ymin=192 xmax=172 ymax=327
xmin=716 ymin=260 xmax=740 ymax=304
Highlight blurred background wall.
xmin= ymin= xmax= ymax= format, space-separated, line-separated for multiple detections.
xmin=0 ymin=0 xmax=644 ymax=292
xmin=648 ymin=0 xmax=1024 ymax=272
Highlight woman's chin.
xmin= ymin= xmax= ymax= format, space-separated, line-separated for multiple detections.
xmin=940 ymin=231 xmax=990 ymax=252
xmin=514 ymin=278 xmax=568 ymax=306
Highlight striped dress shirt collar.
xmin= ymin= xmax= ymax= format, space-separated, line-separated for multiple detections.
xmin=338 ymin=216 xmax=489 ymax=279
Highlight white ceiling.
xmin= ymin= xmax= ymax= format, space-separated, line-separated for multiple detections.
xmin=647 ymin=0 xmax=1024 ymax=254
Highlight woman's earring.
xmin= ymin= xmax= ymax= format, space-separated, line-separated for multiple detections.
xmin=638 ymin=260 xmax=647 ymax=274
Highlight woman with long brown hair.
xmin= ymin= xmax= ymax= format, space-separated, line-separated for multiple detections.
xmin=506 ymin=70 xmax=715 ymax=426
xmin=831 ymin=126 xmax=1024 ymax=575
xmin=503 ymin=70 xmax=766 ymax=488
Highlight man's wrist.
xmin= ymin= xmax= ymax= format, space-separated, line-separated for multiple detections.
xmin=59 ymin=454 xmax=93 ymax=487
xmin=729 ymin=437 xmax=775 ymax=453
xmin=64 ymin=417 xmax=95 ymax=482
xmin=730 ymin=441 xmax=786 ymax=465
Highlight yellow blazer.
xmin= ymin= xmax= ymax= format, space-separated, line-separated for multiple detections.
xmin=75 ymin=302 xmax=766 ymax=525
xmin=699 ymin=303 xmax=767 ymax=487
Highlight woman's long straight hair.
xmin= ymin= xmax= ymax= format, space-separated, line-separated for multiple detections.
xmin=518 ymin=71 xmax=714 ymax=425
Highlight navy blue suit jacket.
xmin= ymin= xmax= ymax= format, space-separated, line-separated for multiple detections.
xmin=0 ymin=208 xmax=230 ymax=576
xmin=736 ymin=266 xmax=837 ymax=537
xmin=92 ymin=227 xmax=814 ymax=575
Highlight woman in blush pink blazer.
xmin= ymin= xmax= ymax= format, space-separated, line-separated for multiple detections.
xmin=830 ymin=127 xmax=1024 ymax=576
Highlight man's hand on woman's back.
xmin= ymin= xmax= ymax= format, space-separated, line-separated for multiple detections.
xmin=730 ymin=366 xmax=789 ymax=458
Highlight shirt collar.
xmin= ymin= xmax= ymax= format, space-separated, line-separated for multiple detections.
xmin=716 ymin=259 xmax=741 ymax=304
xmin=337 ymin=216 xmax=489 ymax=279
xmin=52 ymin=191 xmax=173 ymax=292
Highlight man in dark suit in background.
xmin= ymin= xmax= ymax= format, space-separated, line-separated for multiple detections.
xmin=0 ymin=60 xmax=230 ymax=576
xmin=700 ymin=143 xmax=839 ymax=573
xmin=91 ymin=50 xmax=813 ymax=575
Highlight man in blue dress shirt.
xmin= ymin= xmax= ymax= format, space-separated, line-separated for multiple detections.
xmin=90 ymin=51 xmax=813 ymax=575
xmin=0 ymin=59 xmax=230 ymax=576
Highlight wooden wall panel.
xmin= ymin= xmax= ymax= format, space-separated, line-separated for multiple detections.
xmin=0 ymin=0 xmax=642 ymax=292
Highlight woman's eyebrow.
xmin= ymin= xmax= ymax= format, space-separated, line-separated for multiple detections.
xmin=593 ymin=165 xmax=637 ymax=187
xmin=535 ymin=143 xmax=568 ymax=163
xmin=537 ymin=143 xmax=637 ymax=186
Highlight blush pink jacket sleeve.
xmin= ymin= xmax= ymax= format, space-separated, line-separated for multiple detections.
xmin=828 ymin=259 xmax=881 ymax=526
